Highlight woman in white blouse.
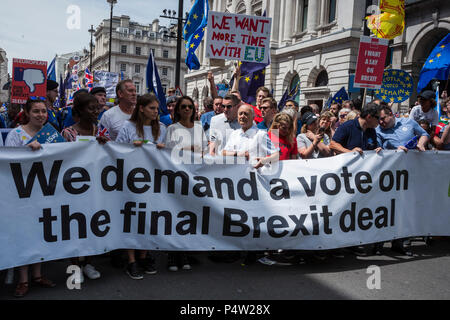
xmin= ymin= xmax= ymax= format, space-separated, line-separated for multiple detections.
xmin=116 ymin=93 xmax=166 ymax=280
xmin=164 ymin=96 xmax=207 ymax=154
xmin=164 ymin=96 xmax=207 ymax=272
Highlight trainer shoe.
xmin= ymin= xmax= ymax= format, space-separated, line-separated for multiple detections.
xmin=180 ymin=253 xmax=192 ymax=270
xmin=126 ymin=262 xmax=143 ymax=280
xmin=167 ymin=253 xmax=178 ymax=272
xmin=138 ymin=257 xmax=157 ymax=275
xmin=83 ymin=264 xmax=101 ymax=280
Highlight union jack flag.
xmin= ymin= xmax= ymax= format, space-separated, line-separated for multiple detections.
xmin=85 ymin=68 xmax=94 ymax=91
xmin=97 ymin=123 xmax=110 ymax=139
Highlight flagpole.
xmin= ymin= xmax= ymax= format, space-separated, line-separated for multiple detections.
xmin=175 ymin=0 xmax=184 ymax=88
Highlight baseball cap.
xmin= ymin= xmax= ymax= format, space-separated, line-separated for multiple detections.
xmin=418 ymin=90 xmax=434 ymax=100
xmin=90 ymin=87 xmax=106 ymax=95
xmin=167 ymin=95 xmax=177 ymax=104
xmin=46 ymin=80 xmax=59 ymax=91
xmin=301 ymin=112 xmax=318 ymax=126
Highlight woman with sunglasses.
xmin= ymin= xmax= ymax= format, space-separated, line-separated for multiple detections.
xmin=297 ymin=111 xmax=332 ymax=159
xmin=115 ymin=93 xmax=166 ymax=280
xmin=164 ymin=96 xmax=207 ymax=272
xmin=5 ymin=97 xmax=56 ymax=297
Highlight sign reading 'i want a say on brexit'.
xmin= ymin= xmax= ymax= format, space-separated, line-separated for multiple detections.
xmin=205 ymin=11 xmax=272 ymax=64
xmin=374 ymin=69 xmax=413 ymax=103
xmin=354 ymin=36 xmax=389 ymax=89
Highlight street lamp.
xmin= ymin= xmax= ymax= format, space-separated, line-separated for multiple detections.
xmin=160 ymin=0 xmax=186 ymax=88
xmin=107 ymin=0 xmax=117 ymax=72
xmin=88 ymin=25 xmax=95 ymax=71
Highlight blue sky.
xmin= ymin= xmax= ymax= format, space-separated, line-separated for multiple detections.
xmin=0 ymin=0 xmax=192 ymax=73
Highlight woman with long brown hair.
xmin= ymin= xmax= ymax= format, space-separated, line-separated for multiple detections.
xmin=268 ymin=113 xmax=298 ymax=160
xmin=116 ymin=93 xmax=167 ymax=280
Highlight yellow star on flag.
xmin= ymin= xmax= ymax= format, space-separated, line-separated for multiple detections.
xmin=437 ymin=53 xmax=441 ymax=58
xmin=194 ymin=34 xmax=199 ymax=39
xmin=429 ymin=59 xmax=434 ymax=63
xmin=392 ymin=71 xmax=397 ymax=75
xmin=407 ymin=83 xmax=412 ymax=88
xmin=384 ymin=71 xmax=389 ymax=76
xmin=187 ymin=21 xmax=191 ymax=26
xmin=397 ymin=97 xmax=402 ymax=101
xmin=390 ymin=98 xmax=394 ymax=102
xmin=261 ymin=70 xmax=265 ymax=75
xmin=245 ymin=76 xmax=251 ymax=83
xmin=184 ymin=30 xmax=187 ymax=34
xmin=254 ymin=75 xmax=259 ymax=80
xmin=193 ymin=14 xmax=198 ymax=20
xmin=441 ymin=45 xmax=446 ymax=49
xmin=375 ymin=90 xmax=380 ymax=95
xmin=399 ymin=72 xmax=404 ymax=76
xmin=190 ymin=43 xmax=195 ymax=48
xmin=382 ymin=95 xmax=387 ymax=100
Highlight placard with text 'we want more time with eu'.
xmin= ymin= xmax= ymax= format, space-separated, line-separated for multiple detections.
xmin=205 ymin=11 xmax=272 ymax=64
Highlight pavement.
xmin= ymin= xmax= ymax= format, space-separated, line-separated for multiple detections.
xmin=1 ymin=238 xmax=450 ymax=301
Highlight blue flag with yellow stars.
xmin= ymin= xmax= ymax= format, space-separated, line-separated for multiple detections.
xmin=278 ymin=80 xmax=300 ymax=110
xmin=418 ymin=33 xmax=450 ymax=92
xmin=184 ymin=0 xmax=209 ymax=70
xmin=330 ymin=87 xmax=349 ymax=105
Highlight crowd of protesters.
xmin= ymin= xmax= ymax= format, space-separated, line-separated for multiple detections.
xmin=1 ymin=71 xmax=449 ymax=298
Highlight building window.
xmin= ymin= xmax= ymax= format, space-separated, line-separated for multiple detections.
xmin=328 ymin=0 xmax=337 ymax=23
xmin=121 ymin=45 xmax=127 ymax=54
xmin=135 ymin=82 xmax=140 ymax=94
xmin=162 ymin=85 xmax=167 ymax=94
xmin=302 ymin=0 xmax=309 ymax=32
xmin=120 ymin=63 xmax=127 ymax=72
xmin=236 ymin=1 xmax=246 ymax=14
xmin=151 ymin=48 xmax=156 ymax=56
xmin=163 ymin=50 xmax=169 ymax=58
xmin=135 ymin=47 xmax=141 ymax=55
xmin=135 ymin=64 xmax=140 ymax=73
xmin=315 ymin=70 xmax=328 ymax=87
xmin=162 ymin=67 xmax=168 ymax=76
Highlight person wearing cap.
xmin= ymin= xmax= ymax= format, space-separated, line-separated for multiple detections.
xmin=90 ymin=87 xmax=108 ymax=120
xmin=409 ymin=90 xmax=439 ymax=127
xmin=330 ymin=102 xmax=382 ymax=155
xmin=297 ymin=111 xmax=332 ymax=159
xmin=160 ymin=95 xmax=177 ymax=126
xmin=45 ymin=79 xmax=61 ymax=131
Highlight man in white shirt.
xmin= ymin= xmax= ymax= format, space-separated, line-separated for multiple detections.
xmin=209 ymin=94 xmax=240 ymax=155
xmin=98 ymin=80 xmax=137 ymax=141
xmin=223 ymin=104 xmax=279 ymax=169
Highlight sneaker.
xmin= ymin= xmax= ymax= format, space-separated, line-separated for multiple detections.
xmin=258 ymin=256 xmax=277 ymax=266
xmin=180 ymin=253 xmax=191 ymax=271
xmin=126 ymin=262 xmax=143 ymax=280
xmin=83 ymin=264 xmax=101 ymax=280
xmin=138 ymin=257 xmax=157 ymax=275
xmin=167 ymin=253 xmax=178 ymax=272
xmin=14 ymin=282 xmax=29 ymax=298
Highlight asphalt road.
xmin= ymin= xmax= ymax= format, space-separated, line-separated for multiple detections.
xmin=1 ymin=238 xmax=449 ymax=301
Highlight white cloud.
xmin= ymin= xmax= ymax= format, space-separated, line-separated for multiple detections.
xmin=0 ymin=0 xmax=193 ymax=73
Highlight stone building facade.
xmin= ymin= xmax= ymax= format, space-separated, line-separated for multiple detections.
xmin=0 ymin=48 xmax=9 ymax=103
xmin=184 ymin=0 xmax=450 ymax=110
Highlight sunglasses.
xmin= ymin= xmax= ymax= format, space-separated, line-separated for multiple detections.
xmin=223 ymin=104 xmax=234 ymax=109
xmin=339 ymin=114 xmax=347 ymax=118
xmin=30 ymin=96 xmax=46 ymax=101
xmin=180 ymin=104 xmax=194 ymax=109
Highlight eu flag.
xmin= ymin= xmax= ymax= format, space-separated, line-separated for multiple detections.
xmin=278 ymin=80 xmax=300 ymax=110
xmin=184 ymin=0 xmax=209 ymax=70
xmin=330 ymin=87 xmax=349 ymax=105
xmin=47 ymin=57 xmax=56 ymax=81
xmin=146 ymin=50 xmax=168 ymax=115
xmin=417 ymin=33 xmax=450 ymax=92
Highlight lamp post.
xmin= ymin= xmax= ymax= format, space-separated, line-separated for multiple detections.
xmin=107 ymin=0 xmax=117 ymax=72
xmin=88 ymin=25 xmax=95 ymax=71
xmin=160 ymin=0 xmax=187 ymax=88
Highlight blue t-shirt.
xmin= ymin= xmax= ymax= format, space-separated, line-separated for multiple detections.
xmin=200 ymin=111 xmax=215 ymax=132
xmin=332 ymin=118 xmax=378 ymax=150
xmin=160 ymin=114 xmax=173 ymax=126
xmin=376 ymin=117 xmax=429 ymax=149
xmin=257 ymin=120 xmax=270 ymax=131
xmin=46 ymin=108 xmax=61 ymax=131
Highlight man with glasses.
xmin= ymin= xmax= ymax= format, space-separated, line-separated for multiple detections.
xmin=257 ymin=98 xmax=277 ymax=131
xmin=330 ymin=102 xmax=382 ymax=155
xmin=377 ymin=105 xmax=429 ymax=152
xmin=209 ymin=94 xmax=240 ymax=156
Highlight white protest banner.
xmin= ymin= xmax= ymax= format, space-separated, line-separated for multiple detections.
xmin=205 ymin=11 xmax=271 ymax=64
xmin=94 ymin=71 xmax=119 ymax=99
xmin=0 ymin=143 xmax=449 ymax=270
